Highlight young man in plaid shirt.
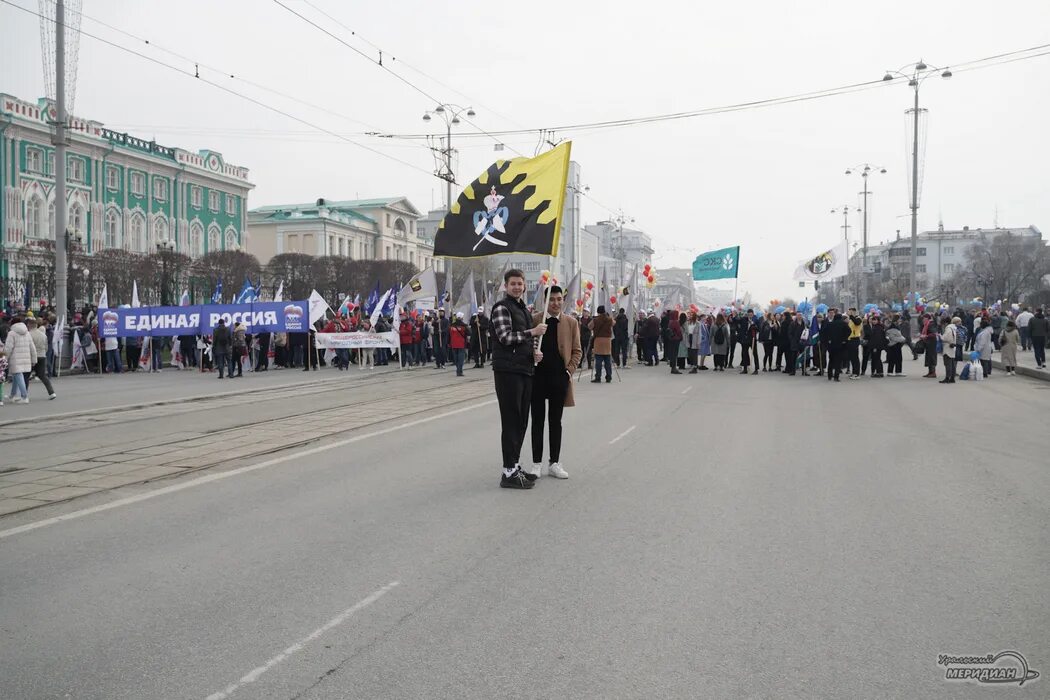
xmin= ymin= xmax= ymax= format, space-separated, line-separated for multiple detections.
xmin=490 ymin=269 xmax=547 ymax=489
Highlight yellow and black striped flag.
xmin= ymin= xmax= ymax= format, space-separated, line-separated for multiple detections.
xmin=434 ymin=142 xmax=571 ymax=259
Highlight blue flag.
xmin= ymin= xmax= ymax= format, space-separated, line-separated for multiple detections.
xmin=235 ymin=276 xmax=258 ymax=304
xmin=382 ymin=286 xmax=398 ymax=317
xmin=809 ymin=314 xmax=821 ymax=345
xmin=211 ymin=278 xmax=223 ymax=304
xmin=692 ymin=246 xmax=740 ymax=281
xmin=364 ymin=281 xmax=381 ymax=315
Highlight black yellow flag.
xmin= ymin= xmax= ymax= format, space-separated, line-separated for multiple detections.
xmin=434 ymin=142 xmax=571 ymax=259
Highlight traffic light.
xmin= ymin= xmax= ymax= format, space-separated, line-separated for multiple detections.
xmin=814 ymin=280 xmax=820 ymax=290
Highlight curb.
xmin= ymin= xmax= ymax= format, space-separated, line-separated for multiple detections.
xmin=990 ymin=359 xmax=1049 ymax=382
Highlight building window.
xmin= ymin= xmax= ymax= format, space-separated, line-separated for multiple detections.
xmin=153 ymin=178 xmax=168 ymax=201
xmin=26 ymin=148 xmax=43 ymax=173
xmin=409 ymin=251 xmax=414 ymax=265
xmin=943 ymin=246 xmax=954 ymax=255
xmin=386 ymin=213 xmax=391 ymax=226
xmin=522 ymin=261 xmax=541 ymax=272
xmin=47 ymin=152 xmax=55 ymax=175
xmin=48 ymin=201 xmax=55 ymax=237
xmin=226 ymin=194 xmax=236 ymax=215
xmin=191 ymin=186 xmax=202 ymax=208
xmin=943 ymin=263 xmax=955 ymax=274
xmin=104 ymin=209 xmax=121 ymax=249
xmin=130 ymin=172 xmax=145 ymax=196
xmin=105 ymin=166 xmax=119 ymax=190
xmin=285 ymin=234 xmax=299 ymax=253
xmin=153 ymin=216 xmax=169 ymax=245
xmin=70 ymin=203 xmax=85 ymax=235
xmin=129 ymin=214 xmax=146 ymax=252
xmin=67 ymin=157 xmax=84 ymax=183
xmin=189 ymin=223 xmax=203 ymax=258
xmin=916 ymin=247 xmax=926 ymax=256
xmin=208 ymin=225 xmax=220 ymax=252
xmin=26 ymin=196 xmax=45 ymax=237
xmin=916 ymin=264 xmax=926 ymax=273
xmin=386 ymin=245 xmax=391 ymax=259
xmin=209 ymin=191 xmax=220 ymax=212
xmin=394 ymin=218 xmax=406 ymax=235
xmin=225 ymin=229 xmax=238 ymax=250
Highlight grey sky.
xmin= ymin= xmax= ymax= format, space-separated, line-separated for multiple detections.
xmin=3 ymin=0 xmax=1048 ymax=304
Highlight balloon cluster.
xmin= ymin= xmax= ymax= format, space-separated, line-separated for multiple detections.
xmin=815 ymin=303 xmax=828 ymax=315
xmin=643 ymin=263 xmax=657 ymax=288
xmin=796 ymin=300 xmax=813 ymax=315
xmin=774 ymin=305 xmax=786 ymax=314
xmin=689 ymin=303 xmax=700 ymax=313
xmin=862 ymin=303 xmax=879 ymax=315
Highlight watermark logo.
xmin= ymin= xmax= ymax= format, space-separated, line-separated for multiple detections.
xmin=938 ymin=650 xmax=1039 ymax=686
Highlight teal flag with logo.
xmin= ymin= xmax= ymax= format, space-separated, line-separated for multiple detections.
xmin=692 ymin=246 xmax=740 ymax=281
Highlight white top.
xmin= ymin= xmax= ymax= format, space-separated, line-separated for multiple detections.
xmin=1016 ymin=310 xmax=1033 ymax=328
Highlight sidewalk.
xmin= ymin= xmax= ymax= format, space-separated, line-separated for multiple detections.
xmin=989 ymin=343 xmax=1049 ymax=381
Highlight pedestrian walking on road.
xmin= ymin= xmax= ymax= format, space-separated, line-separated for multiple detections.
xmin=1028 ymin=308 xmax=1048 ymax=369
xmin=491 ymin=268 xmax=545 ymax=490
xmin=3 ymin=320 xmax=37 ymax=403
xmin=24 ymin=318 xmax=56 ymax=399
xmin=450 ymin=312 xmax=468 ymax=376
xmin=1000 ymin=321 xmax=1020 ymax=375
xmin=527 ymin=286 xmax=581 ymax=480
xmin=589 ymin=306 xmax=614 ymax=383
xmin=665 ymin=312 xmax=683 ymax=375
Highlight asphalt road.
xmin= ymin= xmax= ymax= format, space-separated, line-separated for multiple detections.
xmin=1 ymin=362 xmax=1047 ymax=699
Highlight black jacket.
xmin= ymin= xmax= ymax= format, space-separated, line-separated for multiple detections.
xmin=212 ymin=324 xmax=231 ymax=351
xmin=490 ymin=297 xmax=535 ymax=376
xmin=788 ymin=320 xmax=806 ymax=352
xmin=613 ymin=314 xmax=629 ymax=340
xmin=825 ymin=316 xmax=850 ymax=348
xmin=867 ymin=324 xmax=888 ymax=350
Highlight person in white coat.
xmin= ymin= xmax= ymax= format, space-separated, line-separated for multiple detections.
xmin=974 ymin=318 xmax=994 ymax=378
xmin=3 ymin=321 xmax=38 ymax=403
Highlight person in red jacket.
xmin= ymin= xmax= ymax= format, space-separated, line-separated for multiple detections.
xmin=398 ymin=314 xmax=415 ymax=367
xmin=411 ymin=317 xmax=423 ymax=366
xmin=449 ymin=311 xmax=469 ymax=376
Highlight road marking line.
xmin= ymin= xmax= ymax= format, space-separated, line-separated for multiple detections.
xmin=0 ymin=400 xmax=496 ymax=541
xmin=681 ymin=385 xmax=693 ymax=394
xmin=205 ymin=581 xmax=400 ymax=700
xmin=609 ymin=425 xmax=636 ymax=444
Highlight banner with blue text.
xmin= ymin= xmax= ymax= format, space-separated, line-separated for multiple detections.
xmin=97 ymin=301 xmax=310 ymax=338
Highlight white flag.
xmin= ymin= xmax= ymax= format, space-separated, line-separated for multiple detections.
xmin=52 ymin=314 xmax=66 ymax=356
xmin=794 ymin=240 xmax=849 ymax=281
xmin=398 ymin=267 xmax=438 ymax=305
xmin=70 ymin=330 xmax=85 ymax=369
xmin=370 ymin=288 xmax=392 ymax=327
xmin=307 ymin=289 xmax=332 ymax=325
xmin=98 ymin=285 xmax=109 ymax=310
xmin=274 ymin=281 xmax=284 ymax=303
xmin=131 ymin=281 xmax=141 ymax=308
xmin=454 ymin=272 xmax=477 ymax=320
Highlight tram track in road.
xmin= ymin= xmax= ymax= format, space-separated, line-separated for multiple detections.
xmin=0 ymin=368 xmax=491 ymax=445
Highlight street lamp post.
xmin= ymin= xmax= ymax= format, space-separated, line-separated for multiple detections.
xmin=830 ymin=205 xmax=860 ymax=305
xmin=64 ymin=228 xmax=83 ymax=307
xmin=610 ymin=210 xmax=634 ymax=291
xmin=882 ymin=60 xmax=951 ymax=311
xmin=423 ymin=104 xmax=475 ymax=278
xmin=156 ymin=237 xmax=175 ymax=305
xmin=845 ymin=164 xmax=886 ymax=304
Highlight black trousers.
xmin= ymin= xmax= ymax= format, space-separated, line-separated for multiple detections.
xmin=886 ymin=345 xmax=903 ymax=374
xmin=494 ymin=371 xmax=532 ymax=471
xmin=828 ymin=347 xmax=843 ymax=380
xmin=785 ymin=348 xmax=799 ymax=374
xmin=870 ymin=348 xmax=884 ymax=375
xmin=846 ymin=339 xmax=860 ymax=376
xmin=531 ymin=371 xmax=568 ymax=464
xmin=665 ymin=340 xmax=680 ymax=370
xmin=762 ymin=341 xmax=775 ymax=369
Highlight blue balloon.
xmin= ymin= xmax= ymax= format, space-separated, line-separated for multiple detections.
xmin=891 ymin=303 xmax=902 ymax=312
xmin=815 ymin=303 xmax=828 ymax=315
xmin=797 ymin=301 xmax=813 ymax=314
xmin=774 ymin=305 xmax=786 ymax=314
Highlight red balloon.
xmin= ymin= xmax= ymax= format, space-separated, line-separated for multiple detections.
xmin=609 ymin=295 xmax=618 ymax=304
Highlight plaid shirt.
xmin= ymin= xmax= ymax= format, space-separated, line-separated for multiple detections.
xmin=491 ymin=297 xmax=531 ymax=346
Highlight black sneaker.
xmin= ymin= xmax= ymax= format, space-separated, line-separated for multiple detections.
xmin=500 ymin=469 xmax=535 ymax=489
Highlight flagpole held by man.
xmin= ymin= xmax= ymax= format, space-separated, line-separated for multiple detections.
xmin=433 ymin=142 xmax=572 ymax=489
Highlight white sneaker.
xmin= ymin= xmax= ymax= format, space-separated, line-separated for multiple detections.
xmin=23 ymin=397 xmax=29 ymax=404
xmin=526 ymin=463 xmax=543 ymax=478
xmin=548 ymin=462 xmax=569 ymax=479
xmin=10 ymin=397 xmax=23 ymax=404
xmin=898 ymin=373 xmax=906 ymax=378
xmin=48 ymin=393 xmax=57 ymax=400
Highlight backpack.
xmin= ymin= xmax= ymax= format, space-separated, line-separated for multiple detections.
xmin=713 ymin=325 xmax=726 ymax=344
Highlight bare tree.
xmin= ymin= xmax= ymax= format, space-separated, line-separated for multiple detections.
xmin=191 ymin=251 xmax=262 ymax=303
xmin=954 ymin=232 xmax=1050 ymax=302
xmin=266 ymin=253 xmax=320 ymax=301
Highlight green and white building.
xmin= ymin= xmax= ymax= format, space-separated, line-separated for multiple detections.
xmin=1 ymin=93 xmax=253 ymax=303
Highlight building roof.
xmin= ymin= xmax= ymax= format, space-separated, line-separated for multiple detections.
xmin=250 ymin=197 xmax=421 ymax=217
xmin=248 ymin=207 xmax=376 ymax=226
